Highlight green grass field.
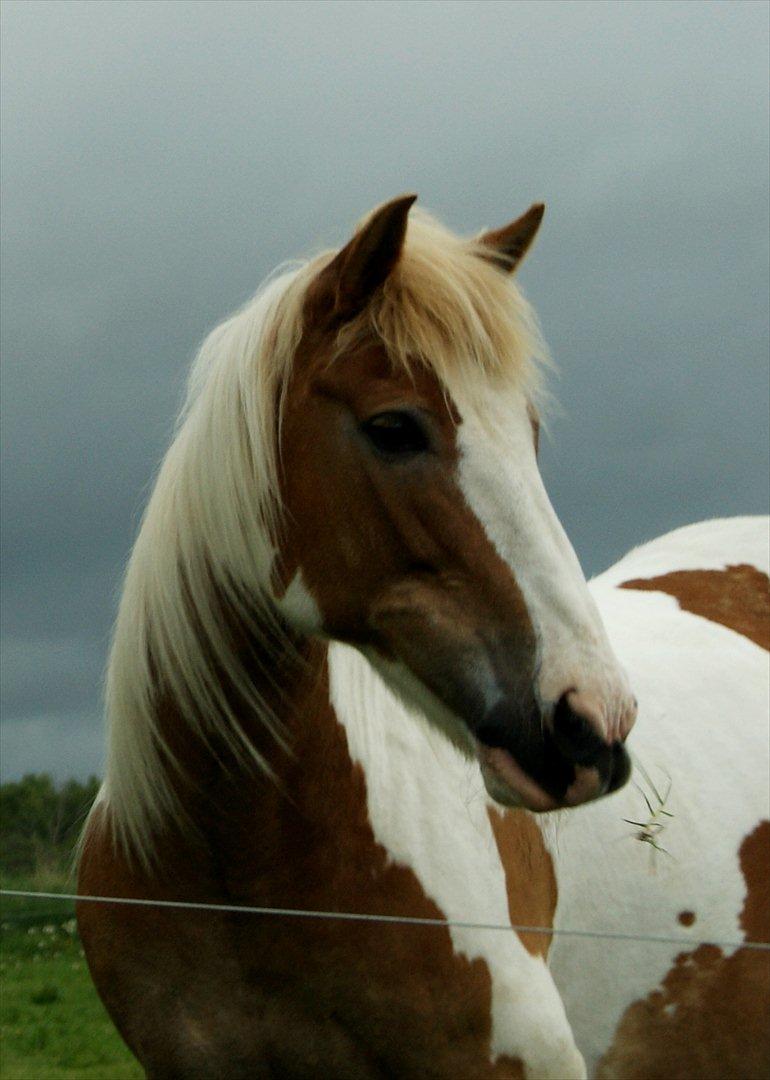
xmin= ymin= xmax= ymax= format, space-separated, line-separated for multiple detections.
xmin=0 ymin=880 xmax=141 ymax=1080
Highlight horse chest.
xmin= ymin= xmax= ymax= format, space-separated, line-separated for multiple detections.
xmin=80 ymin=647 xmax=584 ymax=1079
xmin=326 ymin=643 xmax=584 ymax=1079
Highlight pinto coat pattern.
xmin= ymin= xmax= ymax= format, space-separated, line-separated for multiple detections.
xmin=78 ymin=198 xmax=769 ymax=1079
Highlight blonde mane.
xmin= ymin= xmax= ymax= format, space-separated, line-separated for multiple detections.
xmin=100 ymin=207 xmax=551 ymax=864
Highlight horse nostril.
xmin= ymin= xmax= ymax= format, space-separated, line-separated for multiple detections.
xmin=551 ymin=693 xmax=607 ymax=765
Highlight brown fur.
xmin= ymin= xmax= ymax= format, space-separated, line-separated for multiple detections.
xmin=78 ymin=201 xmax=560 ymax=1077
xmin=99 ymin=196 xmax=551 ymax=865
xmin=478 ymin=204 xmax=545 ymax=273
xmin=601 ymin=564 xmax=770 ymax=1077
xmin=596 ymin=821 xmax=770 ymax=1080
xmin=79 ymin=193 xmax=674 ymax=1076
xmin=277 ymin=335 xmax=538 ymax=695
xmin=620 ymin=564 xmax=770 ymax=651
xmin=323 ymin=195 xmax=417 ymax=320
xmin=487 ymin=808 xmax=557 ymax=958
xmin=79 ymin=643 xmax=530 ymax=1078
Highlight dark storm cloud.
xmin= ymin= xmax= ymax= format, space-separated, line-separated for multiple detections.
xmin=2 ymin=0 xmax=768 ymax=779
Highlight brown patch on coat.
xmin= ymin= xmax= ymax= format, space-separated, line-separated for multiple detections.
xmin=79 ymin=642 xmax=527 ymax=1078
xmin=678 ymin=911 xmax=696 ymax=927
xmin=739 ymin=819 xmax=770 ymax=944
xmin=487 ymin=807 xmax=557 ymax=958
xmin=620 ymin=564 xmax=769 ymax=651
xmin=596 ymin=820 xmax=770 ymax=1079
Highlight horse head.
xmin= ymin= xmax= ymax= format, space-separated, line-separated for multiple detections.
xmin=273 ymin=195 xmax=637 ymax=811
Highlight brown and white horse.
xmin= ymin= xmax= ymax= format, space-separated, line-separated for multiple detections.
xmin=78 ymin=197 xmax=769 ymax=1079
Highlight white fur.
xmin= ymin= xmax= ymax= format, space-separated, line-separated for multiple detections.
xmin=94 ymin=191 xmax=767 ymax=1073
xmin=102 ymin=267 xmax=315 ymax=858
xmin=455 ymin=380 xmax=635 ymax=740
xmin=595 ymin=516 xmax=769 ymax=587
xmin=329 ymin=643 xmax=586 ymax=1079
xmin=547 ymin=517 xmax=770 ymax=1076
xmin=100 ymin=206 xmax=550 ymax=864
xmin=332 ymin=518 xmax=768 ymax=1078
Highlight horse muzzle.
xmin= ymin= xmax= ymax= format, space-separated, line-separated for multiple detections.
xmin=474 ymin=691 xmax=633 ymax=811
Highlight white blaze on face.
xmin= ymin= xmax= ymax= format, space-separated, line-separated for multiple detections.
xmin=454 ymin=380 xmax=635 ymax=743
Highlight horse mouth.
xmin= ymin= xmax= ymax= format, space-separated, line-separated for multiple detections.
xmin=474 ymin=730 xmax=632 ymax=813
xmin=476 ymin=741 xmax=561 ymax=811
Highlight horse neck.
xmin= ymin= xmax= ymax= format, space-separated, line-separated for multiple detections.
xmin=150 ymin=627 xmax=371 ymax=898
xmin=155 ymin=616 xmax=301 ymax=780
xmin=148 ymin=614 xmax=557 ymax=953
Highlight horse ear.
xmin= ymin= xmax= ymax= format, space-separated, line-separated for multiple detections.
xmin=324 ymin=194 xmax=417 ymax=321
xmin=478 ymin=203 xmax=545 ymax=273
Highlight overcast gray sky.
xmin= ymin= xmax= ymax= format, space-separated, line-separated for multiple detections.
xmin=2 ymin=0 xmax=768 ymax=781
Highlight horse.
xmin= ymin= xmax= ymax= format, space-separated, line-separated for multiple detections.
xmin=77 ymin=195 xmax=769 ymax=1079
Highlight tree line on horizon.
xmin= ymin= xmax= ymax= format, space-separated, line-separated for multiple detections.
xmin=0 ymin=773 xmax=101 ymax=879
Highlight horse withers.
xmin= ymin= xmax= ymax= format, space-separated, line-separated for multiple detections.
xmin=78 ymin=196 xmax=768 ymax=1079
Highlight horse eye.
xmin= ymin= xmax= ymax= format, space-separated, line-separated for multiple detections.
xmin=361 ymin=411 xmax=430 ymax=456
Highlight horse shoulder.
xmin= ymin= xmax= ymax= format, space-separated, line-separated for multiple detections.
xmin=78 ymin=801 xmax=268 ymax=1077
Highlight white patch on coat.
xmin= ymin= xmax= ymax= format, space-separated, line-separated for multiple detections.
xmin=546 ymin=517 xmax=770 ymax=1077
xmin=454 ymin=381 xmax=635 ymax=739
xmin=329 ymin=642 xmax=586 ymax=1079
